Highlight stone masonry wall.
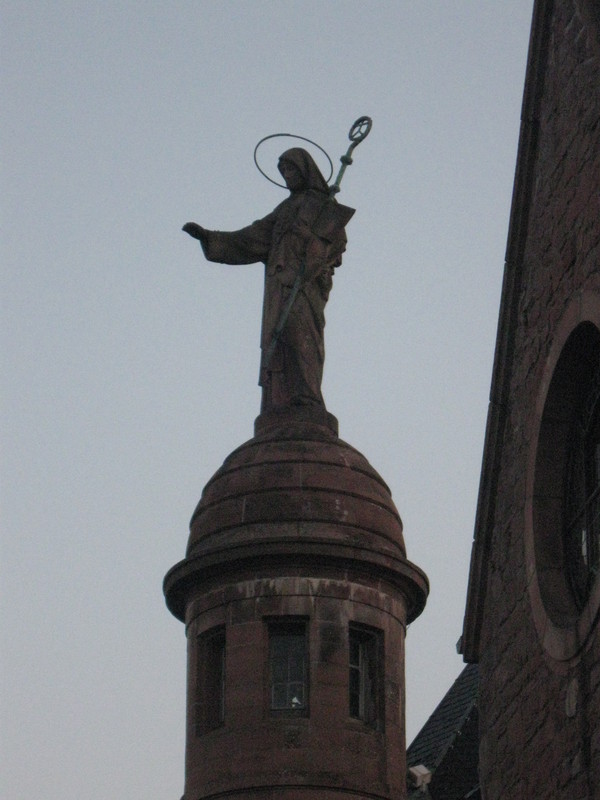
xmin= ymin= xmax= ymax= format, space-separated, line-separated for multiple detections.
xmin=478 ymin=2 xmax=600 ymax=798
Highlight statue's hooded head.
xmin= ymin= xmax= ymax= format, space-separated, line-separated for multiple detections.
xmin=278 ymin=148 xmax=329 ymax=195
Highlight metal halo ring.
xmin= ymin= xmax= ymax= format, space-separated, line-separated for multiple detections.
xmin=253 ymin=133 xmax=334 ymax=189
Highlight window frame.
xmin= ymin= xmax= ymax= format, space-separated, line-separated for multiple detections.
xmin=267 ymin=618 xmax=309 ymax=717
xmin=195 ymin=625 xmax=226 ymax=735
xmin=348 ymin=623 xmax=383 ymax=731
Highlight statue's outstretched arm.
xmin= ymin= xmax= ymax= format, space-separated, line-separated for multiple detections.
xmin=182 ymin=212 xmax=277 ymax=266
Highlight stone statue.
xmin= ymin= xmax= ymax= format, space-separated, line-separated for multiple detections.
xmin=183 ymin=148 xmax=355 ymax=414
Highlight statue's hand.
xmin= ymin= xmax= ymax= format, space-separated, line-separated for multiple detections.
xmin=182 ymin=222 xmax=207 ymax=242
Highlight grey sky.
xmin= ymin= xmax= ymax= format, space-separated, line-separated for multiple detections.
xmin=3 ymin=2 xmax=533 ymax=797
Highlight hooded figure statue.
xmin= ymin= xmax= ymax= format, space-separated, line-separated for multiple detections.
xmin=183 ymin=148 xmax=354 ymax=414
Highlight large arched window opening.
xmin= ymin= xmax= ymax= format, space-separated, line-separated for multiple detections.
xmin=564 ymin=360 xmax=600 ymax=609
xmin=532 ymin=321 xmax=600 ymax=626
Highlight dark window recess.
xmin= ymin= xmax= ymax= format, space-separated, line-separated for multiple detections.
xmin=195 ymin=627 xmax=225 ymax=735
xmin=349 ymin=626 xmax=382 ymax=728
xmin=565 ymin=365 xmax=600 ymax=609
xmin=533 ymin=322 xmax=600 ymax=625
xmin=269 ymin=621 xmax=307 ymax=712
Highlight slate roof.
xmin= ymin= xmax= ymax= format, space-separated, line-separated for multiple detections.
xmin=407 ymin=663 xmax=479 ymax=800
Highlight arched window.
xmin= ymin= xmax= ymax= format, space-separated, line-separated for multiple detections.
xmin=527 ymin=305 xmax=600 ymax=661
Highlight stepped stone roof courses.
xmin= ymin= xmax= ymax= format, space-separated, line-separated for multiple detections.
xmin=164 ymin=407 xmax=429 ymax=624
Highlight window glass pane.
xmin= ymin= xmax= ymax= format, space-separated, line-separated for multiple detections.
xmin=271 ymin=653 xmax=287 ymax=683
xmin=196 ymin=627 xmax=225 ymax=734
xmin=348 ymin=627 xmax=381 ymax=729
xmin=288 ymin=645 xmax=304 ymax=681
xmin=272 ymin=683 xmax=287 ymax=709
xmin=269 ymin=623 xmax=307 ymax=712
xmin=289 ymin=683 xmax=304 ymax=708
xmin=271 ymin=637 xmax=286 ymax=660
xmin=349 ymin=666 xmax=360 ymax=717
xmin=349 ymin=639 xmax=360 ymax=667
xmin=349 ymin=665 xmax=360 ymax=695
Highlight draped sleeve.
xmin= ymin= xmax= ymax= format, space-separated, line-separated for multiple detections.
xmin=200 ymin=210 xmax=278 ymax=265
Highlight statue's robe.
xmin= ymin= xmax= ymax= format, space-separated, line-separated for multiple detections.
xmin=201 ymin=189 xmax=354 ymax=412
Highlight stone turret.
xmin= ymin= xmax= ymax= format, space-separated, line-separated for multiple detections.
xmin=165 ymin=407 xmax=428 ymax=800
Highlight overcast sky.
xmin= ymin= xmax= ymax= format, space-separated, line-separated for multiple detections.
xmin=3 ymin=2 xmax=534 ymax=797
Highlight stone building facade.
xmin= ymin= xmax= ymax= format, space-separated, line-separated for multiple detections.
xmin=461 ymin=1 xmax=600 ymax=797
